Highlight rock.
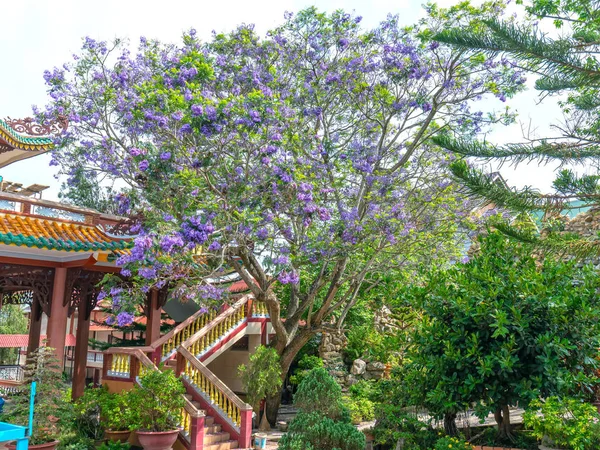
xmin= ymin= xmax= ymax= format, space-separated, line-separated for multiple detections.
xmin=367 ymin=361 xmax=386 ymax=371
xmin=350 ymin=359 xmax=367 ymax=375
xmin=347 ymin=375 xmax=359 ymax=386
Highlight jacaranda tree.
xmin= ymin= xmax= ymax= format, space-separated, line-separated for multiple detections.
xmin=40 ymin=3 xmax=525 ymax=422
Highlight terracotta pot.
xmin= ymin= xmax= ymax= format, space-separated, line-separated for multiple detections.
xmin=105 ymin=429 xmax=131 ymax=443
xmin=136 ymin=430 xmax=179 ymax=450
xmin=7 ymin=441 xmax=59 ymax=450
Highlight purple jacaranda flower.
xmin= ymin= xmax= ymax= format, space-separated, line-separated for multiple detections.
xmin=461 ymin=256 xmax=470 ymax=264
xmin=105 ymin=316 xmax=115 ymax=326
xmin=278 ymin=270 xmax=299 ymax=285
xmin=171 ymin=111 xmax=184 ymax=121
xmin=272 ymin=255 xmax=290 ymax=265
xmin=130 ymin=147 xmax=144 ymax=157
xmin=191 ymin=104 xmax=203 ymax=116
xmin=208 ymin=240 xmax=221 ymax=251
xmin=160 ymin=152 xmax=171 ymax=160
xmin=139 ymin=160 xmax=149 ymax=171
xmin=116 ymin=311 xmax=134 ymax=327
xmin=256 ymin=228 xmax=268 ymax=240
xmin=139 ymin=267 xmax=157 ymax=279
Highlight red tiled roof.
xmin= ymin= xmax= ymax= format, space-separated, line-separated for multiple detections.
xmin=229 ymin=280 xmax=249 ymax=293
xmin=0 ymin=334 xmax=76 ymax=348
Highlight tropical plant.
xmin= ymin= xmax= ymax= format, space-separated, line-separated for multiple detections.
xmin=42 ymin=2 xmax=525 ymax=424
xmin=524 ymin=397 xmax=600 ymax=450
xmin=238 ymin=345 xmax=282 ymax=431
xmin=401 ymin=232 xmax=600 ymax=438
xmin=128 ymin=369 xmax=185 ymax=432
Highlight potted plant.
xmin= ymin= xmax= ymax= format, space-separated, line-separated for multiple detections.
xmin=96 ymin=387 xmax=133 ymax=443
xmin=128 ymin=368 xmax=185 ymax=450
xmin=524 ymin=397 xmax=600 ymax=450
xmin=3 ymin=346 xmax=67 ymax=450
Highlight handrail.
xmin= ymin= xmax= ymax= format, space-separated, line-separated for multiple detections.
xmin=178 ymin=346 xmax=251 ymax=431
xmin=181 ymin=295 xmax=251 ymax=354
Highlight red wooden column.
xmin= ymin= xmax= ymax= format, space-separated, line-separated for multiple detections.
xmin=26 ymin=298 xmax=42 ymax=358
xmin=72 ymin=303 xmax=91 ymax=400
xmin=146 ymin=289 xmax=162 ymax=363
xmin=46 ymin=267 xmax=68 ymax=367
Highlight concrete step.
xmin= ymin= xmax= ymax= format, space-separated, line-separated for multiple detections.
xmin=204 ymin=431 xmax=230 ymax=444
xmin=204 ymin=423 xmax=222 ymax=434
xmin=202 ymin=440 xmax=239 ymax=450
xmin=205 ymin=415 xmax=215 ymax=426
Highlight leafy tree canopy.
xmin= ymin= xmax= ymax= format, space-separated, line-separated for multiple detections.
xmin=401 ymin=232 xmax=600 ymax=438
xmin=40 ymin=3 xmax=526 ymax=420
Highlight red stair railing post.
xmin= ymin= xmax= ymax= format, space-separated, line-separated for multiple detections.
xmin=189 ymin=414 xmax=205 ymax=450
xmin=239 ymin=408 xmax=253 ymax=449
xmin=149 ymin=347 xmax=162 ymax=365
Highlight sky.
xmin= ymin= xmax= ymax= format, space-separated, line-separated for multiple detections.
xmin=0 ymin=0 xmax=565 ymax=200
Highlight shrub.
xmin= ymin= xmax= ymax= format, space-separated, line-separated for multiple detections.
xmin=280 ymin=368 xmax=364 ymax=450
xmin=128 ymin=368 xmax=185 ymax=432
xmin=524 ymin=397 xmax=600 ymax=450
xmin=434 ymin=436 xmax=473 ymax=450
xmin=293 ymin=367 xmax=347 ymax=420
xmin=289 ymin=354 xmax=323 ymax=386
xmin=373 ymin=404 xmax=438 ymax=449
xmin=278 ymin=411 xmax=365 ymax=450
xmin=343 ymin=381 xmax=377 ymax=424
xmin=2 ymin=346 xmax=70 ymax=445
xmin=96 ymin=387 xmax=132 ymax=431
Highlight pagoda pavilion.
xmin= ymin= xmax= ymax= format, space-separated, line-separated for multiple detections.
xmin=0 ymin=116 xmax=137 ymax=399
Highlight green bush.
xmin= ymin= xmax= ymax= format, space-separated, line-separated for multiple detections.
xmin=293 ymin=367 xmax=347 ymax=420
xmin=343 ymin=381 xmax=377 ymax=424
xmin=289 ymin=354 xmax=323 ymax=386
xmin=128 ymin=369 xmax=185 ymax=432
xmin=343 ymin=395 xmax=375 ymax=424
xmin=373 ymin=404 xmax=438 ymax=449
xmin=524 ymin=397 xmax=600 ymax=450
xmin=280 ymin=368 xmax=364 ymax=450
xmin=278 ymin=411 xmax=366 ymax=450
xmin=434 ymin=436 xmax=473 ymax=450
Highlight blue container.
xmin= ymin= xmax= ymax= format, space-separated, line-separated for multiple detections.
xmin=253 ymin=433 xmax=267 ymax=449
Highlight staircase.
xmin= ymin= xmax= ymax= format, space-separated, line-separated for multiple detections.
xmin=102 ymin=295 xmax=272 ymax=450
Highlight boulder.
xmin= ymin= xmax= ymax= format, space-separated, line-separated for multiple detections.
xmin=367 ymin=361 xmax=386 ymax=371
xmin=350 ymin=359 xmax=367 ymax=375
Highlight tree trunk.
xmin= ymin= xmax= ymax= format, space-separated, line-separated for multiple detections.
xmin=494 ymin=405 xmax=513 ymax=440
xmin=444 ymin=412 xmax=458 ymax=436
xmin=265 ymin=331 xmax=314 ymax=426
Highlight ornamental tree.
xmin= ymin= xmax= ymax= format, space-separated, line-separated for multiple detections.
xmin=402 ymin=232 xmax=600 ymax=439
xmin=41 ymin=4 xmax=525 ymax=422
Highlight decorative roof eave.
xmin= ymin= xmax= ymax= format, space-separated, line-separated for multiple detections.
xmin=0 ymin=212 xmax=133 ymax=255
xmin=0 ymin=119 xmax=54 ymax=150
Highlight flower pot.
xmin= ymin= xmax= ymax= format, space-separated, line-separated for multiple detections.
xmin=7 ymin=441 xmax=59 ymax=450
xmin=136 ymin=430 xmax=179 ymax=450
xmin=105 ymin=429 xmax=131 ymax=443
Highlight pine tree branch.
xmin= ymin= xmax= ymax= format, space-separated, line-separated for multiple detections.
xmin=434 ymin=135 xmax=600 ymax=165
